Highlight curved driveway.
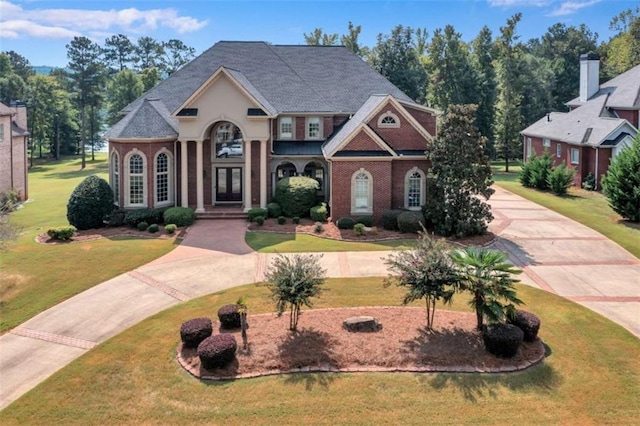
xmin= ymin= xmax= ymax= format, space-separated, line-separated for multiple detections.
xmin=1 ymin=186 xmax=638 ymax=409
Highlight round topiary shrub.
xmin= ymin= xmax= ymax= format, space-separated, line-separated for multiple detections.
xmin=137 ymin=221 xmax=149 ymax=231
xmin=508 ymin=310 xmax=541 ymax=342
xmin=267 ymin=202 xmax=282 ymax=218
xmin=277 ymin=216 xmax=286 ymax=225
xmin=198 ymin=334 xmax=238 ymax=369
xmin=255 ymin=216 xmax=265 ymax=226
xmin=292 ymin=216 xmax=300 ymax=224
xmin=397 ymin=211 xmax=425 ymax=233
xmin=217 ymin=304 xmax=241 ymax=329
xmin=356 ymin=215 xmax=373 ymax=227
xmin=163 ymin=207 xmax=196 ymax=227
xmin=66 ymin=175 xmax=115 ymax=230
xmin=165 ymin=224 xmax=177 ymax=234
xmin=336 ymin=216 xmax=355 ymax=230
xmin=274 ymin=176 xmax=319 ymax=217
xmin=381 ymin=209 xmax=403 ymax=231
xmin=180 ymin=317 xmax=213 ymax=348
xmin=247 ymin=208 xmax=268 ymax=222
xmin=483 ymin=324 xmax=524 ymax=358
xmin=148 ymin=223 xmax=159 ymax=233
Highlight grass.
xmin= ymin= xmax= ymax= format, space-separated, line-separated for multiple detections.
xmin=492 ymin=160 xmax=640 ymax=259
xmin=1 ymin=278 xmax=638 ymax=424
xmin=246 ymin=232 xmax=416 ymax=253
xmin=0 ymin=155 xmax=176 ymax=333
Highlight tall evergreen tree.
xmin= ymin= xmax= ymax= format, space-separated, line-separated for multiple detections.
xmin=160 ymin=39 xmax=196 ymax=75
xmin=424 ymin=104 xmax=494 ymax=237
xmin=0 ymin=53 xmax=27 ymax=105
xmin=140 ymin=67 xmax=161 ymax=92
xmin=106 ymin=70 xmax=143 ymax=125
xmin=470 ymin=26 xmax=497 ymax=152
xmin=135 ymin=37 xmax=164 ymax=71
xmin=304 ymin=28 xmax=339 ymax=45
xmin=104 ymin=34 xmax=135 ymax=71
xmin=3 ymin=50 xmax=34 ymax=82
xmin=341 ymin=22 xmax=370 ymax=59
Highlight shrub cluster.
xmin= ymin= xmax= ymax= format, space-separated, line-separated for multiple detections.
xmin=397 ymin=211 xmax=425 ymax=233
xmin=47 ymin=226 xmax=76 ymax=240
xmin=0 ymin=189 xmax=21 ymax=213
xmin=547 ymin=164 xmax=575 ymax=195
xmin=381 ymin=209 xmax=403 ymax=231
xmin=105 ymin=208 xmax=125 ymax=227
xmin=125 ymin=208 xmax=164 ymax=227
xmin=137 ymin=221 xmax=149 ymax=231
xmin=66 ymin=175 xmax=115 ymax=230
xmin=197 ymin=334 xmax=238 ymax=369
xmin=267 ymin=202 xmax=282 ymax=218
xmin=274 ymin=176 xmax=319 ymax=217
xmin=356 ymin=215 xmax=373 ymax=227
xmin=165 ymin=224 xmax=177 ymax=234
xmin=247 ymin=208 xmax=267 ymax=222
xmin=255 ymin=216 xmax=265 ymax=226
xmin=180 ymin=317 xmax=213 ymax=348
xmin=310 ymin=203 xmax=328 ymax=222
xmin=482 ymin=324 xmax=524 ymax=358
xmin=354 ymin=223 xmax=366 ymax=236
xmin=336 ymin=217 xmax=355 ymax=230
xmin=163 ymin=207 xmax=195 ymax=227
xmin=520 ymin=151 xmax=574 ymax=195
xmin=508 ymin=310 xmax=541 ymax=342
xmin=582 ymin=172 xmax=596 ymax=191
xmin=217 ymin=304 xmax=241 ymax=329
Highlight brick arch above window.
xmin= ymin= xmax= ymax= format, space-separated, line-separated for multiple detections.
xmin=377 ymin=111 xmax=400 ymax=128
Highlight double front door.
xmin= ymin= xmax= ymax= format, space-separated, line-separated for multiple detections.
xmin=216 ymin=167 xmax=242 ymax=202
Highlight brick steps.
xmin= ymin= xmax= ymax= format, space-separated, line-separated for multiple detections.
xmin=196 ymin=211 xmax=247 ymax=220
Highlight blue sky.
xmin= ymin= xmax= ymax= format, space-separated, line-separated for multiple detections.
xmin=0 ymin=0 xmax=636 ymax=67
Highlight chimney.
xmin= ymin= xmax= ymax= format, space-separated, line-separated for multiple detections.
xmin=10 ymin=101 xmax=28 ymax=130
xmin=579 ymin=53 xmax=600 ymax=102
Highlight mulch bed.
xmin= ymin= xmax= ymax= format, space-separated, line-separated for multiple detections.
xmin=177 ymin=307 xmax=545 ymax=380
xmin=35 ymin=225 xmax=181 ymax=245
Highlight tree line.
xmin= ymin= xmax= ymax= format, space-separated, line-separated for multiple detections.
xmin=0 ymin=35 xmax=196 ymax=167
xmin=0 ymin=4 xmax=638 ymax=168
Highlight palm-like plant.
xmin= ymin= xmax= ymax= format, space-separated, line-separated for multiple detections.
xmin=451 ymin=247 xmax=523 ymax=330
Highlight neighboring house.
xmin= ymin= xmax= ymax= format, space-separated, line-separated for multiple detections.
xmin=0 ymin=102 xmax=29 ymax=200
xmin=521 ymin=54 xmax=639 ymax=189
xmin=105 ymin=41 xmax=437 ymax=221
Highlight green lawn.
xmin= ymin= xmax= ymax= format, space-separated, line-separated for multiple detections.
xmin=0 ymin=155 xmax=176 ymax=333
xmin=246 ymin=232 xmax=416 ymax=252
xmin=492 ymin=161 xmax=640 ymax=259
xmin=1 ymin=278 xmax=638 ymax=424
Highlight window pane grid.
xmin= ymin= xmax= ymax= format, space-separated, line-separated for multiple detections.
xmin=112 ymin=153 xmax=119 ymax=203
xmin=408 ymin=172 xmax=421 ymax=207
xmin=355 ymin=172 xmax=369 ymax=209
xmin=156 ymin=153 xmax=168 ymax=203
xmin=129 ymin=154 xmax=144 ymax=205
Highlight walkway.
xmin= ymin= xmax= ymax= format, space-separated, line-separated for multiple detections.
xmin=1 ymin=187 xmax=638 ymax=410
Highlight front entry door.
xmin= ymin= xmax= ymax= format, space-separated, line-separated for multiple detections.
xmin=216 ymin=167 xmax=242 ymax=202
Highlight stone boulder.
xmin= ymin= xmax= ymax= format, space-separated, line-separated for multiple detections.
xmin=343 ymin=316 xmax=382 ymax=333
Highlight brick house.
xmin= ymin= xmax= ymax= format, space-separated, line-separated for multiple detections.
xmin=0 ymin=102 xmax=29 ymax=200
xmin=521 ymin=54 xmax=639 ymax=190
xmin=105 ymin=41 xmax=437 ymax=221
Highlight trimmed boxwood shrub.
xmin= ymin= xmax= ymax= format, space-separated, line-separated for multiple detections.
xmin=336 ymin=217 xmax=355 ymax=230
xmin=274 ymin=176 xmax=319 ymax=217
xmin=483 ymin=324 xmax=524 ymax=358
xmin=66 ymin=175 xmax=115 ymax=230
xmin=508 ymin=310 xmax=541 ymax=342
xmin=218 ymin=304 xmax=241 ymax=329
xmin=247 ymin=208 xmax=268 ymax=222
xmin=47 ymin=226 xmax=76 ymax=240
xmin=356 ymin=215 xmax=373 ymax=227
xmin=255 ymin=216 xmax=265 ymax=226
xmin=267 ymin=202 xmax=282 ymax=218
xmin=137 ymin=221 xmax=149 ymax=231
xmin=125 ymin=208 xmax=165 ymax=227
xmin=277 ymin=216 xmax=286 ymax=225
xmin=163 ymin=207 xmax=195 ymax=227
xmin=292 ymin=216 xmax=300 ymax=224
xmin=354 ymin=223 xmax=365 ymax=236
xmin=310 ymin=203 xmax=328 ymax=222
xmin=381 ymin=209 xmax=403 ymax=231
xmin=105 ymin=208 xmax=125 ymax=227
xmin=198 ymin=334 xmax=238 ymax=369
xmin=165 ymin=224 xmax=177 ymax=234
xmin=397 ymin=211 xmax=425 ymax=233
xmin=148 ymin=223 xmax=159 ymax=233
xmin=180 ymin=317 xmax=213 ymax=348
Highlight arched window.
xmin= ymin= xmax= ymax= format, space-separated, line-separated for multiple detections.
xmin=405 ymin=167 xmax=425 ymax=210
xmin=351 ymin=168 xmax=373 ymax=214
xmin=110 ymin=151 xmax=120 ymax=205
xmin=126 ymin=151 xmax=146 ymax=207
xmin=378 ymin=111 xmax=400 ymax=128
xmin=276 ymin=162 xmax=297 ymax=180
xmin=213 ymin=122 xmax=243 ymax=159
xmin=304 ymin=162 xmax=325 ymax=193
xmin=154 ymin=150 xmax=173 ymax=206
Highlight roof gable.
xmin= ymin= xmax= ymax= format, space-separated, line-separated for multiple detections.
xmin=106 ymin=99 xmax=178 ymax=140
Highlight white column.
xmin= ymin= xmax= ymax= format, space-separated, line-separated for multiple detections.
xmin=180 ymin=140 xmax=188 ymax=208
xmin=244 ymin=140 xmax=252 ymax=211
xmin=195 ymin=139 xmax=204 ymax=213
xmin=260 ymin=139 xmax=268 ymax=208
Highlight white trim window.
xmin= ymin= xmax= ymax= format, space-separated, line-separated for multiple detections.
xmin=154 ymin=150 xmax=173 ymax=206
xmin=405 ymin=167 xmax=425 ymax=210
xmin=571 ymin=148 xmax=579 ymax=165
xmin=306 ymin=117 xmax=322 ymax=139
xmin=351 ymin=168 xmax=373 ymax=214
xmin=111 ymin=151 xmax=120 ymax=205
xmin=378 ymin=111 xmax=400 ymax=128
xmin=556 ymin=143 xmax=562 ymax=158
xmin=126 ymin=151 xmax=146 ymax=207
xmin=279 ymin=117 xmax=293 ymax=139
xmin=543 ymin=138 xmax=551 ymax=148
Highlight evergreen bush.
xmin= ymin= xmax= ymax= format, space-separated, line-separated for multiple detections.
xmin=267 ymin=202 xmax=282 ymax=218
xmin=336 ymin=217 xmax=355 ymax=230
xmin=602 ymin=136 xmax=640 ymax=222
xmin=397 ymin=211 xmax=425 ymax=233
xmin=180 ymin=317 xmax=213 ymax=348
xmin=66 ymin=175 xmax=115 ymax=230
xmin=165 ymin=224 xmax=177 ymax=234
xmin=197 ymin=334 xmax=237 ymax=369
xmin=247 ymin=208 xmax=268 ymax=222
xmin=354 ymin=223 xmax=366 ymax=236
xmin=582 ymin=172 xmax=596 ymax=191
xmin=356 ymin=215 xmax=373 ymax=227
xmin=482 ymin=324 xmax=524 ymax=358
xmin=277 ymin=216 xmax=286 ymax=225
xmin=47 ymin=226 xmax=76 ymax=240
xmin=274 ymin=176 xmax=319 ymax=217
xmin=163 ymin=207 xmax=195 ymax=227
xmin=137 ymin=221 xmax=149 ymax=231
xmin=547 ymin=164 xmax=575 ymax=195
xmin=148 ymin=223 xmax=159 ymax=233
xmin=310 ymin=203 xmax=328 ymax=222
xmin=381 ymin=209 xmax=403 ymax=231
xmin=255 ymin=216 xmax=265 ymax=226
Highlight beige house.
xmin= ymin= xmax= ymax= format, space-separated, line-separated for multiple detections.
xmin=0 ymin=102 xmax=29 ymax=200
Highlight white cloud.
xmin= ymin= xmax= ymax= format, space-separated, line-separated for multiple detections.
xmin=487 ymin=0 xmax=551 ymax=7
xmin=548 ymin=0 xmax=601 ymax=16
xmin=0 ymin=1 xmax=208 ymax=39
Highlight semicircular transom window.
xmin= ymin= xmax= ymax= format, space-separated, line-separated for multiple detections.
xmin=378 ymin=111 xmax=400 ymax=128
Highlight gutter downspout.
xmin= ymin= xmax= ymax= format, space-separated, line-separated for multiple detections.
xmin=594 ymin=146 xmax=599 ymax=191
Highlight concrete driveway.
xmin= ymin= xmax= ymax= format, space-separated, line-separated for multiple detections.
xmin=1 ymin=188 xmax=638 ymax=410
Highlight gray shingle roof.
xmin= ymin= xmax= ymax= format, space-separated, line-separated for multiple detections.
xmin=109 ymin=41 xmax=417 ymax=139
xmin=0 ymin=102 xmax=13 ymax=116
xmin=106 ymin=98 xmax=178 ymax=139
xmin=567 ymin=63 xmax=640 ymax=108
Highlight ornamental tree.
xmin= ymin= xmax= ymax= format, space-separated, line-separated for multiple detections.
xmin=602 ymin=135 xmax=640 ymax=222
xmin=424 ymin=104 xmax=494 ymax=237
